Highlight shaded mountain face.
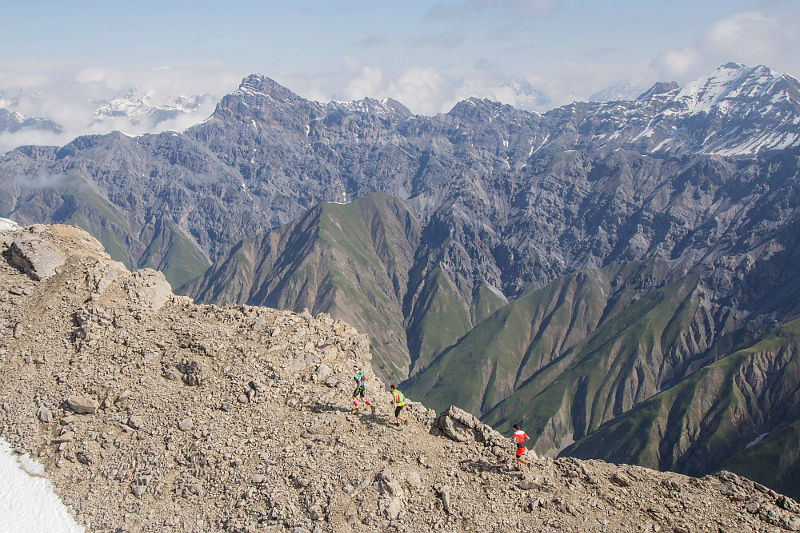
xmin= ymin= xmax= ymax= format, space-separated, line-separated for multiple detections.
xmin=2 ymin=64 xmax=800 ymax=496
xmin=561 ymin=317 xmax=800 ymax=501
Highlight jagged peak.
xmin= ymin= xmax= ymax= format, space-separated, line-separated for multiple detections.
xmin=636 ymin=81 xmax=680 ymax=101
xmin=328 ymin=96 xmax=412 ymax=117
xmin=233 ymin=74 xmax=302 ymax=103
xmin=447 ymin=97 xmax=506 ymax=118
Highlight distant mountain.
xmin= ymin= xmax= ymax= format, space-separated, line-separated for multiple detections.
xmin=589 ymin=81 xmax=646 ymax=102
xmin=2 ymin=63 xmax=800 ymax=495
xmin=0 ymin=108 xmax=62 ymax=134
xmin=546 ymin=63 xmax=800 ymax=156
xmin=0 ymin=85 xmax=215 ymax=155
xmin=92 ymin=89 xmax=215 ymax=127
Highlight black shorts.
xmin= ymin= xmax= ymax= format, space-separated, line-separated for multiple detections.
xmin=353 ymin=386 xmax=365 ymax=398
xmin=394 ymin=405 xmax=404 ymax=417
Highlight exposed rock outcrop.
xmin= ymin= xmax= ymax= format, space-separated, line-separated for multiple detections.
xmin=5 ymin=229 xmax=65 ymax=280
xmin=434 ymin=404 xmax=519 ymax=458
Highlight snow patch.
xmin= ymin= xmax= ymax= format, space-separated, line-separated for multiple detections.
xmin=745 ymin=433 xmax=769 ymax=449
xmin=0 ymin=437 xmax=84 ymax=532
xmin=0 ymin=217 xmax=20 ymax=231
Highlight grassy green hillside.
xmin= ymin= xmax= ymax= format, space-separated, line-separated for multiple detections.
xmin=405 ymin=259 xmax=715 ymax=455
xmin=140 ymin=217 xmax=210 ymax=289
xmin=56 ymin=173 xmax=139 ymax=269
xmin=184 ymin=192 xmax=509 ymax=382
xmin=561 ymin=318 xmax=800 ymax=498
xmin=723 ymin=420 xmax=800 ymax=500
xmin=183 ymin=193 xmax=422 ymax=382
xmin=404 ymin=267 xmax=472 ymax=375
xmin=8 ymin=171 xmax=210 ymax=289
xmin=482 ymin=270 xmax=706 ymax=450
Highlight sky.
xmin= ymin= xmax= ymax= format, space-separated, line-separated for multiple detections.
xmin=0 ymin=0 xmax=799 ymax=151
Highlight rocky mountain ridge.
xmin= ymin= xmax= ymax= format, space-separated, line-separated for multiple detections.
xmin=3 ymin=224 xmax=800 ymax=532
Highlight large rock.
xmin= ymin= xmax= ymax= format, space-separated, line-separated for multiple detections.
xmin=4 ymin=233 xmax=64 ymax=281
xmin=124 ymin=269 xmax=173 ymax=315
xmin=433 ymin=404 xmax=513 ymax=452
xmin=67 ymin=395 xmax=100 ymax=415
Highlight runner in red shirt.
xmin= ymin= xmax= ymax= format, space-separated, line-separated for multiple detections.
xmin=512 ymin=424 xmax=531 ymax=469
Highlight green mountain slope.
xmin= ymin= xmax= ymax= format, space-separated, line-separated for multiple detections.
xmin=6 ymin=170 xmax=209 ymax=288
xmin=722 ymin=419 xmax=800 ymax=500
xmin=405 ymin=259 xmax=722 ymax=452
xmin=561 ymin=318 xmax=800 ymax=499
xmin=182 ymin=193 xmax=421 ymax=381
xmin=139 ymin=216 xmax=210 ymax=288
xmin=182 ymin=192 xmax=509 ymax=383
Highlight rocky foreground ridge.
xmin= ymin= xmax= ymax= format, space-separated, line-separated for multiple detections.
xmin=1 ymin=224 xmax=800 ymax=532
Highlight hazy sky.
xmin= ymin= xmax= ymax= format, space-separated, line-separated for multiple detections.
xmin=1 ymin=0 xmax=799 ymax=148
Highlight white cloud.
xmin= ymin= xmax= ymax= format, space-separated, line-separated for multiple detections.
xmin=0 ymin=62 xmax=241 ymax=154
xmin=74 ymin=67 xmax=119 ymax=85
xmin=386 ymin=68 xmax=447 ymax=115
xmin=653 ymin=11 xmax=800 ymax=82
xmin=345 ymin=67 xmax=383 ymax=101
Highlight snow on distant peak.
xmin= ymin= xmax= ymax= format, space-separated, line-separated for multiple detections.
xmin=329 ymin=97 xmax=410 ymax=117
xmin=94 ymin=90 xmax=212 ymax=126
xmin=233 ymin=75 xmax=298 ymax=103
xmin=675 ymin=63 xmax=782 ymax=114
xmin=590 ymin=82 xmax=647 ymax=103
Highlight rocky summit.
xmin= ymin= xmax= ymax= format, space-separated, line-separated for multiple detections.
xmin=1 ymin=224 xmax=800 ymax=532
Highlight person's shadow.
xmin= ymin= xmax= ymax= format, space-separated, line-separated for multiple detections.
xmin=307 ymin=401 xmax=398 ymax=428
xmin=307 ymin=402 xmax=351 ymax=414
xmin=459 ymin=458 xmax=515 ymax=475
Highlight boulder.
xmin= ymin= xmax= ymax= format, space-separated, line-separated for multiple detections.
xmin=124 ymin=269 xmax=173 ymax=315
xmin=5 ymin=234 xmax=64 ymax=281
xmin=434 ymin=404 xmax=508 ymax=449
xmin=67 ymin=395 xmax=100 ymax=415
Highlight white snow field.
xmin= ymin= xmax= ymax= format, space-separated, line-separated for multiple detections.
xmin=0 ymin=437 xmax=84 ymax=533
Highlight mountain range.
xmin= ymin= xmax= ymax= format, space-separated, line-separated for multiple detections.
xmin=0 ymin=86 xmax=215 ymax=154
xmin=2 ymin=62 xmax=800 ymax=497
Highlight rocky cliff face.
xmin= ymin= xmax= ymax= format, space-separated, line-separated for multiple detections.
xmin=3 ymin=224 xmax=800 ymax=532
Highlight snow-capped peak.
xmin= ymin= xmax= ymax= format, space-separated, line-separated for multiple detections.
xmin=674 ymin=63 xmax=784 ymax=115
xmin=93 ymin=90 xmax=213 ymax=126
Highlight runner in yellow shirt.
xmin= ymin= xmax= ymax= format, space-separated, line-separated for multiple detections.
xmin=389 ymin=384 xmax=407 ymax=426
